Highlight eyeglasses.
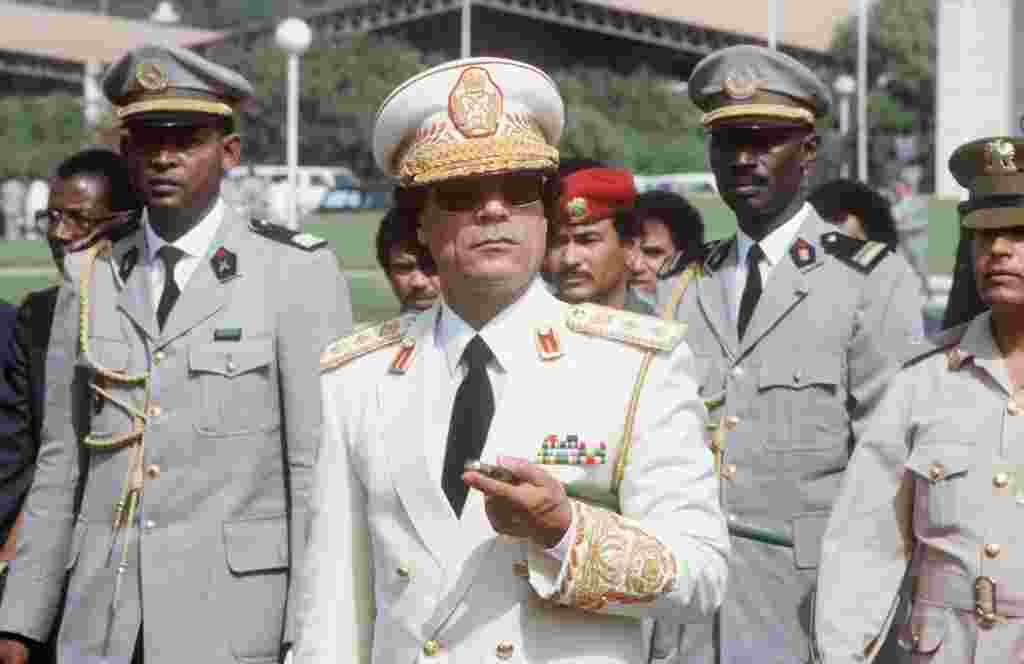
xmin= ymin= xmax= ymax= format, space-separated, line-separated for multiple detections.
xmin=35 ymin=208 xmax=137 ymax=235
xmin=432 ymin=173 xmax=546 ymax=212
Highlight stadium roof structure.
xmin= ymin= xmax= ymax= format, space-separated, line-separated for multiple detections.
xmin=0 ymin=1 xmax=220 ymax=86
xmin=200 ymin=0 xmax=841 ymax=84
xmin=588 ymin=0 xmax=849 ymax=53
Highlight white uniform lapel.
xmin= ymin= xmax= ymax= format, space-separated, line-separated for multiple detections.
xmin=386 ymin=309 xmax=465 ymax=571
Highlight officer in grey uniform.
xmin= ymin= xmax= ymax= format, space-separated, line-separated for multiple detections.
xmin=817 ymin=136 xmax=1024 ymax=663
xmin=657 ymin=45 xmax=924 ymax=663
xmin=0 ymin=44 xmax=352 ymax=664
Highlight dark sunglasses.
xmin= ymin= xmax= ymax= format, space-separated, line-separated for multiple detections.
xmin=35 ymin=208 xmax=137 ymax=235
xmin=432 ymin=173 xmax=546 ymax=212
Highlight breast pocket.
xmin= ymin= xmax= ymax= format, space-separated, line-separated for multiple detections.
xmin=80 ymin=338 xmax=136 ymax=439
xmin=758 ymin=353 xmax=843 ymax=451
xmin=905 ymin=444 xmax=974 ymax=532
xmin=190 ymin=336 xmax=280 ymax=437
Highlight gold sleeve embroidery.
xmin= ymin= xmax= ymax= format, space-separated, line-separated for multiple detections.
xmin=553 ymin=501 xmax=678 ymax=610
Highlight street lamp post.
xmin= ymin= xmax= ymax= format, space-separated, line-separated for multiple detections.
xmin=833 ymin=74 xmax=856 ymax=178
xmin=275 ymin=18 xmax=313 ymax=230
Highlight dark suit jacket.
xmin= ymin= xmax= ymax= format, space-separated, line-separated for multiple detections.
xmin=0 ymin=288 xmax=56 ymax=544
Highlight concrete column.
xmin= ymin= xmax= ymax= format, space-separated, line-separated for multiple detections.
xmin=935 ymin=0 xmax=1015 ymax=197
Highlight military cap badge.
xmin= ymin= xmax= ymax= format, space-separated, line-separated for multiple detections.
xmin=984 ymin=139 xmax=1018 ymax=175
xmin=566 ymin=197 xmax=588 ymax=221
xmin=723 ymin=67 xmax=761 ymax=101
xmin=134 ymin=62 xmax=168 ymax=93
xmin=449 ymin=66 xmax=502 ymax=139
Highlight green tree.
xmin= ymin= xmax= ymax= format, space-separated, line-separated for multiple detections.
xmin=553 ymin=66 xmax=704 ymax=174
xmin=830 ymin=0 xmax=935 ymax=186
xmin=240 ymin=34 xmax=430 ymax=176
xmin=0 ymin=93 xmax=93 ymax=178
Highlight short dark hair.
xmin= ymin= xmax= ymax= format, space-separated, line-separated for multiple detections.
xmin=808 ymin=178 xmax=899 ymax=246
xmin=54 ymin=148 xmax=142 ymax=212
xmin=375 ymin=203 xmax=435 ymax=274
xmin=633 ymin=190 xmax=704 ymax=257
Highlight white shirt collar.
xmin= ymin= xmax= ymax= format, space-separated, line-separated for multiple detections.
xmin=735 ymin=201 xmax=811 ymax=269
xmin=437 ymin=277 xmax=556 ymax=378
xmin=144 ymin=196 xmax=226 ymax=262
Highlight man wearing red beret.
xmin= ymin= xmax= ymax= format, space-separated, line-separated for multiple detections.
xmin=548 ymin=165 xmax=652 ymax=313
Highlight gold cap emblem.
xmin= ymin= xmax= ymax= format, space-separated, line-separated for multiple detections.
xmin=566 ymin=196 xmax=588 ymax=221
xmin=135 ymin=62 xmax=168 ymax=93
xmin=448 ymin=66 xmax=502 ymax=139
xmin=984 ymin=139 xmax=1018 ymax=174
xmin=723 ymin=68 xmax=760 ymax=101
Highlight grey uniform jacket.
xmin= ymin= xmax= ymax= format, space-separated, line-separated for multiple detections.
xmin=0 ymin=206 xmax=352 ymax=664
xmin=817 ymin=312 xmax=1024 ymax=664
xmin=656 ymin=209 xmax=924 ymax=663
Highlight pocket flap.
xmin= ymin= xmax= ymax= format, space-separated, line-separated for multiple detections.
xmin=759 ymin=355 xmax=839 ymax=390
xmin=792 ymin=511 xmax=829 ymax=569
xmin=223 ymin=515 xmax=288 ymax=574
xmin=905 ymin=444 xmax=973 ymax=483
xmin=190 ymin=337 xmax=274 ymax=377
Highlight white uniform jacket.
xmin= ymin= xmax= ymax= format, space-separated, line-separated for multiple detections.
xmin=294 ymin=279 xmax=730 ymax=664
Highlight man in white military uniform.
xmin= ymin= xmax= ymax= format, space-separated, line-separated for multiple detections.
xmin=293 ymin=58 xmax=730 ymax=664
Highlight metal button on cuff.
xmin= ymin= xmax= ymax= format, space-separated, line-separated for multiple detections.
xmin=147 ymin=404 xmax=163 ymax=418
xmin=422 ymin=639 xmax=441 ymax=657
xmin=994 ymin=472 xmax=1011 ymax=489
xmin=145 ymin=464 xmax=161 ymax=479
xmin=396 ymin=564 xmax=411 ymax=578
xmin=153 ymin=350 xmax=166 ymax=364
xmin=496 ymin=642 xmax=515 ymax=660
xmin=985 ymin=543 xmax=1002 ymax=559
xmin=927 ymin=463 xmax=945 ymax=481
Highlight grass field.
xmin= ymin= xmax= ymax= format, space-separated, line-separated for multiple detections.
xmin=0 ymin=196 xmax=962 ymax=323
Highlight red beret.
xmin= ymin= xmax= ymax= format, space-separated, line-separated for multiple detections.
xmin=558 ymin=168 xmax=637 ymax=224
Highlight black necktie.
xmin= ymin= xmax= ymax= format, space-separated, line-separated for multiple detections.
xmin=442 ymin=335 xmax=496 ymax=517
xmin=737 ymin=244 xmax=764 ymax=340
xmin=156 ymin=245 xmax=185 ymax=330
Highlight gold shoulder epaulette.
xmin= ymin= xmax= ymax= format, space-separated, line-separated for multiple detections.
xmin=320 ymin=313 xmax=417 ymax=372
xmin=566 ymin=303 xmax=686 ymax=352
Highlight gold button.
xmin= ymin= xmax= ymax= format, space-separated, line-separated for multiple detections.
xmin=927 ymin=463 xmax=946 ymax=481
xmin=512 ymin=560 xmax=529 ymax=578
xmin=147 ymin=404 xmax=162 ymax=418
xmin=496 ymin=641 xmax=515 ymax=660
xmin=994 ymin=472 xmax=1011 ymax=489
xmin=724 ymin=415 xmax=740 ymax=430
xmin=721 ymin=463 xmax=737 ymax=480
xmin=396 ymin=564 xmax=411 ymax=578
xmin=153 ymin=350 xmax=166 ymax=364
xmin=145 ymin=464 xmax=161 ymax=479
xmin=985 ymin=543 xmax=1002 ymax=558
xmin=422 ymin=640 xmax=441 ymax=657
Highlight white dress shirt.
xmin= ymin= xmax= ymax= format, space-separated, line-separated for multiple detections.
xmin=143 ymin=196 xmax=226 ymax=310
xmin=432 ymin=278 xmax=576 ymax=553
xmin=728 ymin=202 xmax=810 ymax=324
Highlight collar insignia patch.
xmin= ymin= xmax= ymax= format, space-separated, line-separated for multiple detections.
xmin=211 ymin=246 xmax=237 ymax=282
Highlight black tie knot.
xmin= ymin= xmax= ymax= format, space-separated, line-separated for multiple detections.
xmin=747 ymin=243 xmax=765 ymax=268
xmin=462 ymin=335 xmax=493 ymax=371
